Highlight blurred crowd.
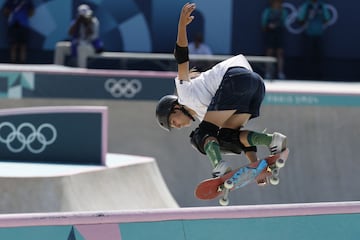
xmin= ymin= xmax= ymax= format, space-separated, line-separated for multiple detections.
xmin=1 ymin=0 xmax=332 ymax=80
xmin=261 ymin=0 xmax=331 ymax=80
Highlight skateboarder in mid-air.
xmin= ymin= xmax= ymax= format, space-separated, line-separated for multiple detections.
xmin=155 ymin=2 xmax=287 ymax=183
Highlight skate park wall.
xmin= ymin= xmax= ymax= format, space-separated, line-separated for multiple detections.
xmin=0 ymin=202 xmax=359 ymax=239
xmin=0 ymin=65 xmax=359 ymax=207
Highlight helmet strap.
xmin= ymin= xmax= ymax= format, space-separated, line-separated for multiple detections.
xmin=179 ymin=106 xmax=195 ymax=122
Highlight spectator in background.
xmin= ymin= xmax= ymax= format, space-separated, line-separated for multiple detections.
xmin=298 ymin=0 xmax=331 ymax=79
xmin=54 ymin=4 xmax=103 ymax=68
xmin=1 ymin=0 xmax=35 ymax=64
xmin=261 ymin=0 xmax=287 ymax=80
xmin=188 ymin=32 xmax=212 ymax=55
xmin=188 ymin=32 xmax=213 ymax=71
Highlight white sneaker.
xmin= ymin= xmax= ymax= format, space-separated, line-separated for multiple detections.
xmin=269 ymin=132 xmax=287 ymax=155
xmin=212 ymin=160 xmax=232 ymax=178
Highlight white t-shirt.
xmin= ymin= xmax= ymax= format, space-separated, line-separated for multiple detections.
xmin=175 ymin=54 xmax=253 ymax=121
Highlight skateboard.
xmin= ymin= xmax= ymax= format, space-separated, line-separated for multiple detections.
xmin=195 ymin=148 xmax=290 ymax=206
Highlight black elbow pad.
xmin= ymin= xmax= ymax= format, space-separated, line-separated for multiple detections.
xmin=174 ymin=43 xmax=189 ymax=64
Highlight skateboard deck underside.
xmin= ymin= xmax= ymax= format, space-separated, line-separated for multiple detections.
xmin=195 ymin=160 xmax=266 ymax=200
xmin=195 ymin=149 xmax=289 ymax=200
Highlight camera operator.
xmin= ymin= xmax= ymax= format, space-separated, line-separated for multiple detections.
xmin=68 ymin=4 xmax=103 ymax=68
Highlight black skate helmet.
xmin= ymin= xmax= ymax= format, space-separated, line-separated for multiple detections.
xmin=156 ymin=95 xmax=196 ymax=131
xmin=156 ymin=95 xmax=179 ymax=131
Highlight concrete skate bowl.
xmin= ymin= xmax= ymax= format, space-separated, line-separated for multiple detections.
xmin=0 ymin=154 xmax=178 ymax=213
xmin=1 ymin=80 xmax=359 ymax=207
xmin=0 ymin=64 xmax=359 ymax=207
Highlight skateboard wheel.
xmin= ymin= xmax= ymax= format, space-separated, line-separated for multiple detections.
xmin=219 ymin=197 xmax=229 ymax=206
xmin=224 ymin=179 xmax=234 ymax=189
xmin=270 ymin=176 xmax=280 ymax=185
xmin=271 ymin=167 xmax=280 ymax=177
xmin=276 ymin=158 xmax=285 ymax=168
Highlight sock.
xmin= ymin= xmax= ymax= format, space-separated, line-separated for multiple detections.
xmin=204 ymin=140 xmax=222 ymax=168
xmin=247 ymin=131 xmax=272 ymax=146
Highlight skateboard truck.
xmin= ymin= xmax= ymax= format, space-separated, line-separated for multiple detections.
xmin=219 ymin=181 xmax=232 ymax=206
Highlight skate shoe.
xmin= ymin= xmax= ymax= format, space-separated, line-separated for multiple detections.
xmin=269 ymin=132 xmax=287 ymax=155
xmin=212 ymin=160 xmax=232 ymax=178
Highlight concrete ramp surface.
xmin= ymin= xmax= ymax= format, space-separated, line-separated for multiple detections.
xmin=0 ymin=154 xmax=178 ymax=213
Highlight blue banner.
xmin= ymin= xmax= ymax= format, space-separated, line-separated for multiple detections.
xmin=0 ymin=70 xmax=175 ymax=100
xmin=0 ymin=107 xmax=106 ymax=165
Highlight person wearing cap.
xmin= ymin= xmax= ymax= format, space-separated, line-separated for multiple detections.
xmin=54 ymin=4 xmax=103 ymax=68
xmin=155 ymin=3 xmax=287 ymax=181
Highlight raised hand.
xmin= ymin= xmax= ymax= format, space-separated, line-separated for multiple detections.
xmin=178 ymin=2 xmax=196 ymax=27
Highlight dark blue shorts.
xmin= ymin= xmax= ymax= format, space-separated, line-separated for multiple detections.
xmin=207 ymin=67 xmax=265 ymax=119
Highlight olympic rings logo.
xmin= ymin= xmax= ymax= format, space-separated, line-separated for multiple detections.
xmin=105 ymin=78 xmax=142 ymax=98
xmin=0 ymin=122 xmax=57 ymax=154
xmin=283 ymin=3 xmax=338 ymax=34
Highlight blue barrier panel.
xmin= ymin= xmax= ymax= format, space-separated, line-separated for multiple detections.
xmin=265 ymin=81 xmax=360 ymax=106
xmin=265 ymin=93 xmax=360 ymax=106
xmin=119 ymin=214 xmax=360 ymax=240
xmin=0 ymin=202 xmax=359 ymax=240
xmin=0 ymin=66 xmax=176 ymax=100
xmin=0 ymin=106 xmax=107 ymax=165
xmin=33 ymin=74 xmax=175 ymax=100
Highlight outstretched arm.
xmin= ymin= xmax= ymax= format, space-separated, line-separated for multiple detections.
xmin=175 ymin=3 xmax=196 ymax=81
